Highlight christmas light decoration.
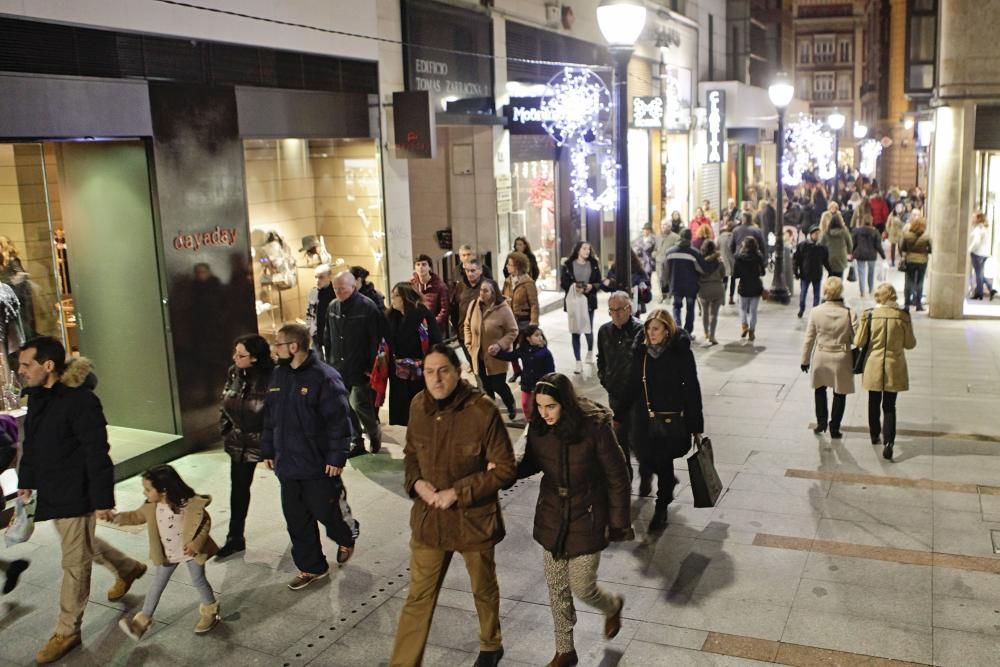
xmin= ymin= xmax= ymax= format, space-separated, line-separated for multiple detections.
xmin=859 ymin=139 xmax=883 ymax=178
xmin=541 ymin=67 xmax=618 ymax=210
xmin=780 ymin=114 xmax=836 ymax=187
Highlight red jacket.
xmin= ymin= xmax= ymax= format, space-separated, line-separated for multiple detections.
xmin=690 ymin=215 xmax=714 ymax=237
xmin=411 ymin=272 xmax=450 ymax=332
xmin=870 ymin=196 xmax=890 ymax=229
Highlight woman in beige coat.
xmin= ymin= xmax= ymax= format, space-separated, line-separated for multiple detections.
xmin=853 ymin=283 xmax=917 ymax=461
xmin=801 ymin=277 xmax=855 ymax=438
xmin=465 ymin=277 xmax=518 ymax=419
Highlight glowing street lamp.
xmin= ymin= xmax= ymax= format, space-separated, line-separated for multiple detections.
xmin=828 ymin=109 xmax=845 ymax=174
xmin=597 ymin=0 xmax=646 ymax=291
xmin=768 ymin=72 xmax=794 ymax=305
xmin=853 ymin=122 xmax=868 ymax=140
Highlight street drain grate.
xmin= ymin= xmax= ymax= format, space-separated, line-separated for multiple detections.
xmin=717 ymin=380 xmax=785 ymax=398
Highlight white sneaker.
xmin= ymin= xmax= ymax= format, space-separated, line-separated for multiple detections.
xmin=574 ymin=361 xmax=583 ymax=374
xmin=585 ymin=350 xmax=593 ymax=363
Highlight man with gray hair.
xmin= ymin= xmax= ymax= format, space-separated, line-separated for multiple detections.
xmin=324 ymin=271 xmax=386 ymax=458
xmin=597 ymin=292 xmax=650 ymax=492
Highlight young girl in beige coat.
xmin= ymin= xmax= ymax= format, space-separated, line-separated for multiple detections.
xmin=116 ymin=464 xmax=220 ymax=640
xmin=801 ymin=277 xmax=856 ymax=438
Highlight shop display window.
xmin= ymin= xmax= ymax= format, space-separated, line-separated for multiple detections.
xmin=243 ymin=138 xmax=386 ymax=334
xmin=509 ymin=158 xmax=558 ymax=290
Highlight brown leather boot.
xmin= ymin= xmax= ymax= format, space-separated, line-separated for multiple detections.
xmin=195 ymin=602 xmax=220 ymax=633
xmin=740 ymin=323 xmax=749 ymax=338
xmin=547 ymin=651 xmax=579 ymax=667
xmin=36 ymin=633 xmax=81 ymax=664
xmin=605 ymin=594 xmax=625 ymax=639
xmin=108 ymin=561 xmax=147 ymax=602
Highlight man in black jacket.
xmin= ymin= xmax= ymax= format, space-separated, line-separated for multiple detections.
xmin=16 ymin=337 xmax=146 ymax=664
xmin=596 ymin=292 xmax=651 ymax=492
xmin=729 ymin=213 xmax=766 ymax=258
xmin=325 ymin=271 xmax=386 ymax=458
xmin=263 ymin=323 xmax=360 ymax=591
xmin=794 ymin=225 xmax=833 ymax=317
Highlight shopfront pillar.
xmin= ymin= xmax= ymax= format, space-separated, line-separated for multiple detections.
xmin=927 ymin=102 xmax=977 ymax=319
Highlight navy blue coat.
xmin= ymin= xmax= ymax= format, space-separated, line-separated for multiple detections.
xmin=261 ymin=351 xmax=354 ymax=478
xmin=493 ymin=344 xmax=555 ymax=392
xmin=665 ymin=243 xmax=709 ymax=298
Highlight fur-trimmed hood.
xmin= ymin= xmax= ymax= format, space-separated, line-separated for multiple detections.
xmin=61 ymin=357 xmax=98 ymax=390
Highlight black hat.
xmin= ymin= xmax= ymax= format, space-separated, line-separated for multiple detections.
xmin=808 ymin=224 xmax=820 ymax=234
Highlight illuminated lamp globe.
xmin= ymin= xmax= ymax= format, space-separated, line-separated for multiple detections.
xmin=597 ymin=0 xmax=647 ymax=48
xmin=768 ymin=73 xmax=794 ymax=109
xmin=827 ymin=110 xmax=846 ymax=131
xmin=853 ymin=123 xmax=868 ymax=140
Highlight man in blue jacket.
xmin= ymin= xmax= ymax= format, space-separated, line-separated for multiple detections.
xmin=263 ymin=323 xmax=360 ymax=591
xmin=665 ymin=230 xmax=708 ymax=336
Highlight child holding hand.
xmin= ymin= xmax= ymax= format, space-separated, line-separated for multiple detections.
xmin=116 ymin=464 xmax=220 ymax=640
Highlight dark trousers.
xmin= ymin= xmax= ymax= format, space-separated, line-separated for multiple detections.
xmin=478 ymin=365 xmax=515 ymax=412
xmin=279 ymin=476 xmax=359 ymax=575
xmin=227 ymin=460 xmax=257 ymax=542
xmin=609 ymin=399 xmax=651 ymax=483
xmin=814 ymin=387 xmax=846 ymax=429
xmin=728 ymin=275 xmax=737 ymax=300
xmin=672 ymin=295 xmax=696 ymax=333
xmin=799 ymin=278 xmax=821 ymax=312
xmin=345 ymin=382 xmax=379 ymax=446
xmin=868 ymin=391 xmax=898 ymax=444
xmin=904 ymin=263 xmax=927 ymax=308
xmin=638 ymin=447 xmax=678 ymax=510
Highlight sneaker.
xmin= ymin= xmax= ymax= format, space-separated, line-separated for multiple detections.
xmin=118 ymin=612 xmax=152 ymax=641
xmin=585 ymin=350 xmax=593 ymax=363
xmin=574 ymin=361 xmax=583 ymax=374
xmin=709 ymin=336 xmax=719 ymax=346
xmin=215 ymin=539 xmax=246 ymax=560
xmin=36 ymin=633 xmax=81 ymax=664
xmin=336 ymin=545 xmax=355 ymax=566
xmin=108 ymin=561 xmax=147 ymax=601
xmin=346 ymin=443 xmax=367 ymax=459
xmin=195 ymin=602 xmax=220 ymax=634
xmin=3 ymin=558 xmax=29 ymax=594
xmin=287 ymin=570 xmax=329 ymax=591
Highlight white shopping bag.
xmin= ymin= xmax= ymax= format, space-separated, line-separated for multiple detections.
xmin=565 ymin=287 xmax=592 ymax=335
xmin=876 ymin=260 xmax=888 ymax=282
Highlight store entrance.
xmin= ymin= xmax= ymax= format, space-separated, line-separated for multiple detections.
xmin=0 ymin=141 xmax=179 ymax=459
xmin=967 ymin=151 xmax=1000 ymax=317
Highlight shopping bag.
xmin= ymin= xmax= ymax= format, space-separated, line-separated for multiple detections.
xmin=5 ymin=493 xmax=36 ymax=547
xmin=846 ymin=262 xmax=857 ymax=282
xmin=565 ymin=287 xmax=591 ymax=335
xmin=687 ymin=437 xmax=723 ymax=508
xmin=876 ymin=260 xmax=888 ymax=282
xmin=512 ymin=424 xmax=528 ymax=464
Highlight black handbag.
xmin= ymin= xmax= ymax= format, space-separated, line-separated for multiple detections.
xmin=852 ymin=309 xmax=873 ymax=375
xmin=643 ymin=355 xmax=689 ymax=453
xmin=688 ymin=437 xmax=723 ymax=508
xmin=847 ymin=263 xmax=857 ymax=282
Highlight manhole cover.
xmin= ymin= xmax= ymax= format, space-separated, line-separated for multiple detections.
xmin=718 ymin=381 xmax=784 ymax=398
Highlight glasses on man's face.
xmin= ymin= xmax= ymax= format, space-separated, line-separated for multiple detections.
xmin=609 ymin=306 xmax=630 ymax=314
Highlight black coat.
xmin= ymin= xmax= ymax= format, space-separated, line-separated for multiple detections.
xmin=560 ymin=257 xmax=602 ymax=311
xmin=851 ymin=226 xmax=885 ymax=262
xmin=18 ymin=358 xmax=114 ymax=521
xmin=622 ymin=331 xmax=704 ymax=459
xmin=386 ymin=304 xmax=442 ymax=426
xmin=597 ymin=317 xmax=643 ymax=405
xmin=794 ymin=241 xmax=832 ymax=282
xmin=324 ymin=290 xmax=386 ymax=386
xmin=220 ymin=365 xmax=272 ymax=463
xmin=734 ymin=251 xmax=767 ymax=297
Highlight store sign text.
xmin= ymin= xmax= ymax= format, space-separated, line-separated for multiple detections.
xmin=414 ymin=58 xmax=490 ymax=97
xmin=173 ymin=226 xmax=238 ymax=252
xmin=706 ymin=89 xmax=726 ymax=164
xmin=632 ymin=96 xmax=664 ymax=128
xmin=503 ymin=97 xmax=555 ymax=135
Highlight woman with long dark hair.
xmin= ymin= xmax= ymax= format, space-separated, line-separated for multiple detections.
xmin=464 ymin=278 xmax=519 ymax=419
xmin=516 ymin=373 xmax=633 ymax=667
xmin=386 ymin=282 xmax=442 ymax=426
xmin=733 ymin=236 xmax=767 ymax=342
xmin=217 ymin=334 xmax=274 ymax=559
xmin=506 ymin=236 xmax=540 ymax=281
xmin=560 ymin=241 xmax=602 ymax=374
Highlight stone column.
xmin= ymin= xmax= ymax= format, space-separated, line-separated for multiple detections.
xmin=927 ymin=102 xmax=977 ymax=319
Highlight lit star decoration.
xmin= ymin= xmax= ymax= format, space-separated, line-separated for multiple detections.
xmin=542 ymin=67 xmax=618 ymax=210
xmin=859 ymin=139 xmax=883 ymax=178
xmin=780 ymin=114 xmax=836 ymax=187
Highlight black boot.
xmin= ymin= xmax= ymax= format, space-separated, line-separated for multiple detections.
xmin=638 ymin=475 xmax=653 ymax=497
xmin=883 ymin=443 xmax=894 ymax=461
xmin=215 ymin=539 xmax=246 ymax=560
xmin=369 ymin=426 xmax=382 ymax=454
xmin=3 ymin=559 xmax=29 ymax=594
xmin=347 ymin=441 xmax=368 ymax=458
xmin=474 ymin=646 xmax=504 ymax=667
xmin=649 ymin=505 xmax=669 ymax=531
xmin=814 ymin=388 xmax=828 ymax=434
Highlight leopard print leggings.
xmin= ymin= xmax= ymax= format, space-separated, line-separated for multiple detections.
xmin=542 ymin=550 xmax=621 ymax=653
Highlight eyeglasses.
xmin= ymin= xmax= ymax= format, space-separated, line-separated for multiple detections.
xmin=609 ymin=307 xmax=630 ymax=313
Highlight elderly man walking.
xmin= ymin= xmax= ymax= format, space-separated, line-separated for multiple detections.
xmin=390 ymin=344 xmax=516 ymax=667
xmin=324 ymin=271 xmax=386 ymax=457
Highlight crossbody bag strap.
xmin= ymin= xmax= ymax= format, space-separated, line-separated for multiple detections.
xmin=642 ymin=354 xmax=653 ymax=416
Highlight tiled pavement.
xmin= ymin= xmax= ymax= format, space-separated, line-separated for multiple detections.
xmin=3 ymin=271 xmax=1000 ymax=666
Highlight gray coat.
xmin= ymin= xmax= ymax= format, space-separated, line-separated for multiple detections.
xmin=821 ymin=225 xmax=853 ymax=273
xmin=697 ymin=253 xmax=726 ymax=302
xmin=801 ymin=300 xmax=856 ymax=394
xmin=654 ymin=230 xmax=681 ymax=268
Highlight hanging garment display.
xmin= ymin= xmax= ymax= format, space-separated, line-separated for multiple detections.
xmin=299 ymin=235 xmax=332 ymax=267
xmin=258 ymin=231 xmax=298 ymax=290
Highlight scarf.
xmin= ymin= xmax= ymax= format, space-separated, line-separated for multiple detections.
xmin=646 ymin=343 xmax=666 ymax=359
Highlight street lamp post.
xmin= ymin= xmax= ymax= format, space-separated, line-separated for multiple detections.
xmin=597 ymin=0 xmax=646 ymax=293
xmin=768 ymin=73 xmax=794 ymax=305
xmin=828 ymin=109 xmax=845 ymax=176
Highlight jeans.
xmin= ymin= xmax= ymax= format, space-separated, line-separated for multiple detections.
xmin=570 ymin=309 xmax=595 ymax=360
xmin=868 ymin=391 xmax=898 ymax=444
xmin=971 ymin=253 xmax=993 ymax=298
xmin=142 ymin=561 xmax=216 ymax=617
xmin=345 ymin=382 xmax=379 ymax=446
xmin=672 ymin=295 xmax=696 ymax=333
xmin=697 ymin=295 xmax=722 ymax=338
xmin=799 ymin=278 xmax=821 ymax=312
xmin=814 ymin=387 xmax=846 ymax=429
xmin=227 ymin=460 xmax=257 ymax=543
xmin=904 ymin=263 xmax=928 ymax=308
xmin=856 ymin=259 xmax=876 ymax=295
xmin=740 ymin=296 xmax=760 ymax=329
xmin=279 ymin=476 xmax=359 ymax=575
xmin=478 ymin=364 xmax=516 ymax=413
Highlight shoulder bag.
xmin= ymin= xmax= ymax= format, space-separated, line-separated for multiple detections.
xmin=852 ymin=309 xmax=873 ymax=374
xmin=643 ymin=354 xmax=689 ymax=453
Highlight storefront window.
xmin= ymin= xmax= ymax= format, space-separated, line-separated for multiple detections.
xmin=508 ymin=135 xmax=558 ymax=290
xmin=243 ymin=138 xmax=386 ymax=334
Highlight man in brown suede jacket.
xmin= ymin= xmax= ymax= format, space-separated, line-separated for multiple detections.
xmin=390 ymin=343 xmax=516 ymax=667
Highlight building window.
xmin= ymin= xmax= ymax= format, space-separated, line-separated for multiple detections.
xmin=837 ymin=73 xmax=852 ymax=100
xmin=905 ymin=0 xmax=937 ymax=94
xmin=839 ymin=39 xmax=852 ymax=63
xmin=814 ymin=37 xmax=835 ymax=65
xmin=814 ymin=73 xmax=835 ymax=101
xmin=798 ymin=40 xmax=811 ymax=65
xmin=798 ymin=75 xmax=811 ymax=100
